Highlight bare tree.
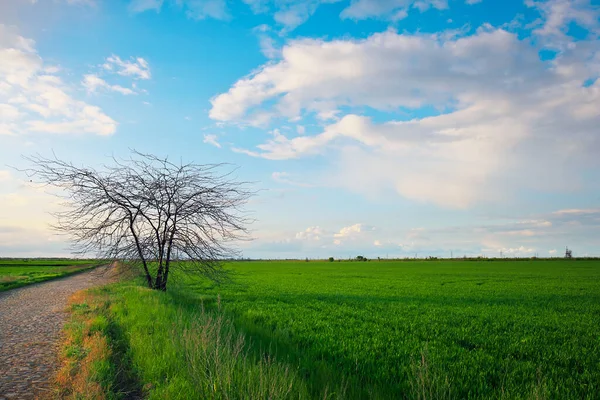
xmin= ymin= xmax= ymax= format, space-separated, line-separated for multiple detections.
xmin=24 ymin=151 xmax=252 ymax=291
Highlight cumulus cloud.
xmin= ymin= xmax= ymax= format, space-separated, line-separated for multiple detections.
xmin=210 ymin=29 xmax=552 ymax=123
xmin=242 ymin=206 xmax=600 ymax=258
xmin=295 ymin=226 xmax=323 ymax=240
xmin=333 ymin=223 xmax=376 ymax=245
xmin=271 ymin=223 xmax=377 ymax=249
xmin=211 ymin=24 xmax=600 ymax=207
xmin=334 ymin=223 xmax=365 ymax=238
xmin=0 ymin=24 xmax=116 ymax=136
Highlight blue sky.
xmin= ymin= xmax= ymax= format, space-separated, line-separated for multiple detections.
xmin=1 ymin=0 xmax=599 ymax=258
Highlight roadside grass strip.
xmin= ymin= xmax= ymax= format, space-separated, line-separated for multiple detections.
xmin=56 ymin=284 xmax=339 ymax=399
xmin=0 ymin=260 xmax=98 ymax=292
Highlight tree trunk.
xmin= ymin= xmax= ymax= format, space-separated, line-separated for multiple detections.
xmin=161 ymin=265 xmax=169 ymax=291
xmin=154 ymin=264 xmax=165 ymax=290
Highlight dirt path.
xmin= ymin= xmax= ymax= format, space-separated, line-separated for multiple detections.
xmin=0 ymin=267 xmax=113 ymax=399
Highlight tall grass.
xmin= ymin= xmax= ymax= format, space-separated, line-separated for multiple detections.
xmin=408 ymin=346 xmax=452 ymax=400
xmin=58 ymin=283 xmax=350 ymax=399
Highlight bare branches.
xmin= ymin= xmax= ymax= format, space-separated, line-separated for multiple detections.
xmin=23 ymin=151 xmax=253 ymax=290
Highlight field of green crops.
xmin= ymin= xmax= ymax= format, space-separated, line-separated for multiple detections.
xmin=0 ymin=259 xmax=97 ymax=291
xmin=62 ymin=258 xmax=600 ymax=399
xmin=174 ymin=259 xmax=600 ymax=398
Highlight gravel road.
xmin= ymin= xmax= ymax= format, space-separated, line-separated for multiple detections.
xmin=0 ymin=267 xmax=113 ymax=399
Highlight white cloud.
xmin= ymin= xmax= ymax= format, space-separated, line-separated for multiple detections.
xmin=203 ymin=133 xmax=221 ymax=148
xmin=82 ymin=74 xmax=136 ymax=95
xmin=241 ymin=0 xmax=449 ymax=29
xmin=185 ymin=0 xmax=229 ymax=20
xmin=244 ymin=0 xmax=340 ymax=31
xmin=103 ymin=55 xmax=151 ymax=80
xmin=499 ymin=246 xmax=536 ymax=255
xmin=0 ymin=24 xmax=117 ymax=136
xmin=86 ymin=54 xmax=151 ymax=97
xmin=129 ymin=0 xmax=229 ymax=20
xmin=210 ymin=28 xmax=553 ymax=123
xmin=212 ymin=26 xmax=600 ymax=208
xmin=549 ymin=249 xmax=557 ymax=254
xmin=465 ymin=0 xmax=482 ymax=4
xmin=552 ymin=208 xmax=600 ymax=215
xmin=0 ymin=103 xmax=21 ymax=119
xmin=259 ymin=35 xmax=280 ymax=59
xmin=283 ymin=223 xmax=377 ymax=247
xmin=295 ymin=226 xmax=323 ymax=240
xmin=252 ymin=23 xmax=281 ymax=57
xmin=526 ymin=0 xmax=600 ymax=40
xmin=341 ymin=0 xmax=447 ymax=20
xmin=334 ymin=223 xmax=375 ymax=239
xmin=240 ymin=207 xmax=600 ymax=258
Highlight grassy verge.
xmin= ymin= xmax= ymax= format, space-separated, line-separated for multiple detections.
xmin=0 ymin=261 xmax=98 ymax=292
xmin=54 ymin=289 xmax=141 ymax=399
xmin=55 ymin=282 xmax=346 ymax=399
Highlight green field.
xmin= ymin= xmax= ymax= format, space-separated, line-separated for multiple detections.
xmin=61 ymin=259 xmax=600 ymax=399
xmin=0 ymin=259 xmax=98 ymax=291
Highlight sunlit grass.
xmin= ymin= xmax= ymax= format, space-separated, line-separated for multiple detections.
xmin=174 ymin=259 xmax=600 ymax=399
xmin=58 ymin=284 xmax=329 ymax=399
xmin=0 ymin=259 xmax=97 ymax=291
xmin=56 ymin=259 xmax=600 ymax=399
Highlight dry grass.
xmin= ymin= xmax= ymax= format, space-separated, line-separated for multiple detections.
xmin=53 ymin=291 xmax=112 ymax=400
xmin=0 ymin=275 xmax=23 ymax=283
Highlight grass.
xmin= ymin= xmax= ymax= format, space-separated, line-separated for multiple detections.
xmin=58 ymin=259 xmax=600 ymax=399
xmin=0 ymin=259 xmax=98 ymax=292
xmin=55 ymin=290 xmax=141 ymax=399
xmin=56 ymin=284 xmax=325 ymax=399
